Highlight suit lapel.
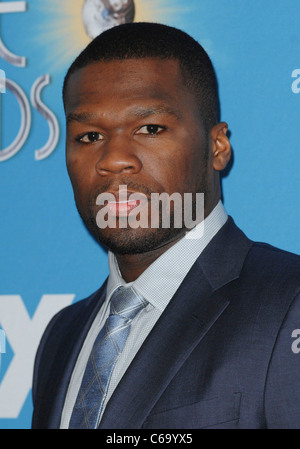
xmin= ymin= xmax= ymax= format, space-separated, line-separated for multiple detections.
xmin=99 ymin=217 xmax=253 ymax=428
xmin=45 ymin=282 xmax=107 ymax=428
xmin=199 ymin=216 xmax=253 ymax=290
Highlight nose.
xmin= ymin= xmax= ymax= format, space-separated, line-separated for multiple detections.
xmin=95 ymin=137 xmax=142 ymax=176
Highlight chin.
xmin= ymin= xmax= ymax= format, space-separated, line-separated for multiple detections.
xmin=92 ymin=224 xmax=184 ymax=255
xmin=77 ymin=202 xmax=186 ymax=255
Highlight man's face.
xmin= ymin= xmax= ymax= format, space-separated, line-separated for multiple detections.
xmin=65 ymin=58 xmax=217 ymax=255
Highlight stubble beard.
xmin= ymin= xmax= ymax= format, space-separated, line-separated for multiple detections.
xmin=77 ymin=201 xmax=186 ymax=255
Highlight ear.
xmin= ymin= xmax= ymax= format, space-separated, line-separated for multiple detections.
xmin=210 ymin=122 xmax=231 ymax=171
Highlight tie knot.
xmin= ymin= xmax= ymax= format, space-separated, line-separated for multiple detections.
xmin=110 ymin=286 xmax=148 ymax=320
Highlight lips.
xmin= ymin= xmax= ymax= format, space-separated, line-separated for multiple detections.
xmin=104 ymin=190 xmax=149 ymax=217
xmin=106 ymin=198 xmax=141 ymax=216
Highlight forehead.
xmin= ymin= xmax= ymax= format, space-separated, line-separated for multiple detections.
xmin=64 ymin=58 xmax=198 ymax=114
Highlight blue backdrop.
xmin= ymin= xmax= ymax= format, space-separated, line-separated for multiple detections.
xmin=0 ymin=0 xmax=299 ymax=429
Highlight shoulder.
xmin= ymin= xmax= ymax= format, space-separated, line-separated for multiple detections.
xmin=236 ymin=240 xmax=300 ymax=317
xmin=43 ymin=287 xmax=101 ymax=336
xmin=213 ymin=219 xmax=300 ymax=333
xmin=245 ymin=241 xmax=300 ymax=286
xmin=37 ymin=284 xmax=106 ymax=349
xmin=32 ymin=284 xmax=106 ymax=401
xmin=251 ymin=240 xmax=300 ymax=263
xmin=229 ymin=240 xmax=300 ymax=350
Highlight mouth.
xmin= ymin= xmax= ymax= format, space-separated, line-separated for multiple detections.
xmin=104 ymin=190 xmax=149 ymax=217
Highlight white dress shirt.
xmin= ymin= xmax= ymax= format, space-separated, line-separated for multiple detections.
xmin=60 ymin=200 xmax=228 ymax=428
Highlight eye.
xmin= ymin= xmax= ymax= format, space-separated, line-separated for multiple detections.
xmin=78 ymin=132 xmax=104 ymax=143
xmin=136 ymin=125 xmax=165 ymax=135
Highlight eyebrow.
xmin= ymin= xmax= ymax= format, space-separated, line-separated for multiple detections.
xmin=131 ymin=105 xmax=183 ymax=120
xmin=66 ymin=105 xmax=183 ymax=125
xmin=66 ymin=112 xmax=97 ymax=125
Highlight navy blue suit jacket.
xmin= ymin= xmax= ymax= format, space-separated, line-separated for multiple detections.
xmin=31 ymin=218 xmax=300 ymax=428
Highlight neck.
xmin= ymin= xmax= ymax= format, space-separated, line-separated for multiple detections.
xmin=115 ymin=194 xmax=221 ymax=282
xmin=115 ymin=232 xmax=184 ymax=282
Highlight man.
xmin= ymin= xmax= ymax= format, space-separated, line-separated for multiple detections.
xmin=32 ymin=22 xmax=300 ymax=429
